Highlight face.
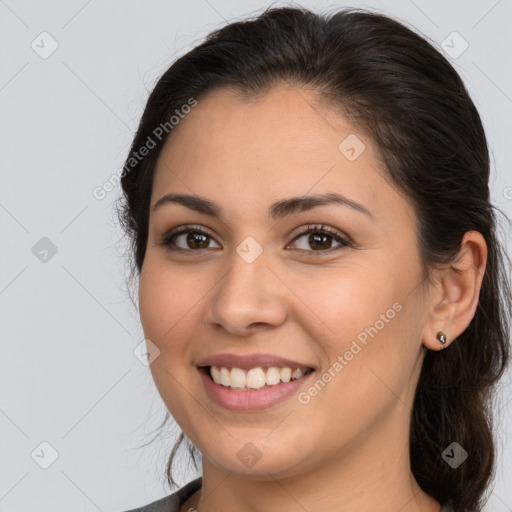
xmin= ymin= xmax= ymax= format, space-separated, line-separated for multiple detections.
xmin=138 ymin=84 xmax=430 ymax=479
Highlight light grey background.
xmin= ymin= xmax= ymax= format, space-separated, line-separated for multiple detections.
xmin=1 ymin=0 xmax=511 ymax=511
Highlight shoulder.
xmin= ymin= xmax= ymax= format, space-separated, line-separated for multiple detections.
xmin=120 ymin=477 xmax=202 ymax=512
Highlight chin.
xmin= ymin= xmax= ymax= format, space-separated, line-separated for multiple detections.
xmin=202 ymin=437 xmax=313 ymax=480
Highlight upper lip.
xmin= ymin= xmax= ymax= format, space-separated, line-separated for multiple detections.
xmin=196 ymin=353 xmax=316 ymax=370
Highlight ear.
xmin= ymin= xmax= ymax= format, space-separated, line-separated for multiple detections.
xmin=422 ymin=231 xmax=487 ymax=351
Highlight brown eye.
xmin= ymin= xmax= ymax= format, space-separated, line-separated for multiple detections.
xmin=160 ymin=226 xmax=221 ymax=252
xmin=288 ymin=224 xmax=351 ymax=256
xmin=182 ymin=232 xmax=210 ymax=249
xmin=307 ymin=232 xmax=334 ymax=250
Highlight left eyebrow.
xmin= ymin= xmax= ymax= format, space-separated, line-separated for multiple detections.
xmin=151 ymin=192 xmax=373 ymax=220
xmin=268 ymin=192 xmax=373 ymax=220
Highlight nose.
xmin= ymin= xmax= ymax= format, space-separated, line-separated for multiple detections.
xmin=205 ymin=247 xmax=288 ymax=337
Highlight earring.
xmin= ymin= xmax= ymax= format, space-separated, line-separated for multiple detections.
xmin=436 ymin=331 xmax=448 ymax=345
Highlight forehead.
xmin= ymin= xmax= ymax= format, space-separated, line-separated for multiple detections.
xmin=151 ymin=84 xmax=409 ymax=224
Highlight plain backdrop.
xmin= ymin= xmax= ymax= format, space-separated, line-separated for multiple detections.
xmin=1 ymin=1 xmax=511 ymax=511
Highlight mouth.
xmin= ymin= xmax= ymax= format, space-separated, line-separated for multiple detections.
xmin=198 ymin=365 xmax=315 ymax=391
xmin=195 ymin=353 xmax=317 ymax=411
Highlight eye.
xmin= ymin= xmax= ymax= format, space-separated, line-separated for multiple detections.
xmin=158 ymin=225 xmax=220 ymax=252
xmin=287 ymin=224 xmax=351 ymax=256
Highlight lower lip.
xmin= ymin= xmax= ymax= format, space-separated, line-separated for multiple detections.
xmin=198 ymin=367 xmax=315 ymax=411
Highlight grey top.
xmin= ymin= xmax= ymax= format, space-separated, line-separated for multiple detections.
xmin=122 ymin=477 xmax=202 ymax=512
xmin=121 ymin=477 xmax=455 ymax=512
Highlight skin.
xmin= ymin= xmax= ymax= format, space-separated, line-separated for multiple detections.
xmin=138 ymin=84 xmax=487 ymax=512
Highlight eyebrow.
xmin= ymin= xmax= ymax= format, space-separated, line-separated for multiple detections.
xmin=151 ymin=192 xmax=373 ymax=220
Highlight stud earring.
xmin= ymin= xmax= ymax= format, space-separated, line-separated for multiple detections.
xmin=436 ymin=331 xmax=448 ymax=345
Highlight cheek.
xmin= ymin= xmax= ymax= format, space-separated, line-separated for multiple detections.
xmin=138 ymin=260 xmax=198 ymax=345
xmin=138 ymin=262 xmax=200 ymax=396
xmin=303 ymin=263 xmax=415 ymax=403
xmin=304 ymin=265 xmax=395 ymax=347
xmin=138 ymin=262 xmax=201 ymax=427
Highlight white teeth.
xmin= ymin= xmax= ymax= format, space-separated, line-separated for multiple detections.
xmin=211 ymin=365 xmax=221 ymax=384
xmin=208 ymin=365 xmax=311 ymax=390
xmin=280 ymin=367 xmax=292 ymax=383
xmin=220 ymin=366 xmax=231 ymax=387
xmin=246 ymin=368 xmax=266 ymax=389
xmin=291 ymin=368 xmax=306 ymax=380
xmin=266 ymin=367 xmax=281 ymax=386
xmin=230 ymin=367 xmax=246 ymax=388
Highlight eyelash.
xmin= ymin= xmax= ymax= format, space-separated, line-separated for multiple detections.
xmin=158 ymin=223 xmax=352 ymax=257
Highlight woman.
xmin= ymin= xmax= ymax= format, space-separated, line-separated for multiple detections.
xmin=117 ymin=6 xmax=511 ymax=512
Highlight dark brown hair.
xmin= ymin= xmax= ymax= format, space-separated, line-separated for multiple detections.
xmin=116 ymin=6 xmax=511 ymax=511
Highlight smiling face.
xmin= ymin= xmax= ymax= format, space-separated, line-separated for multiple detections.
xmin=138 ymin=84 xmax=432 ymax=480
